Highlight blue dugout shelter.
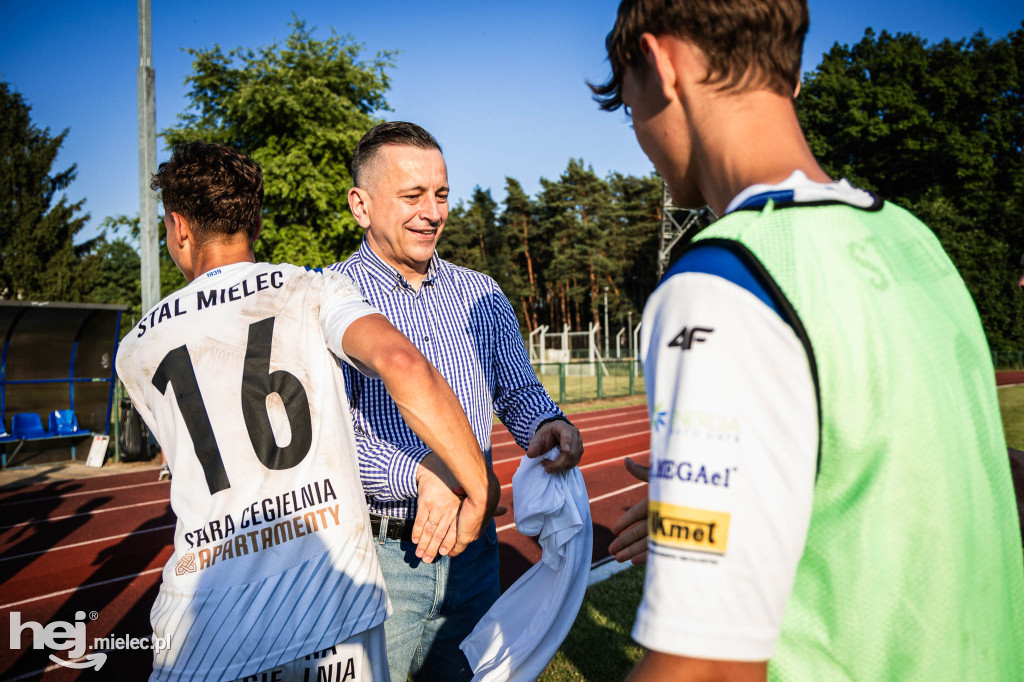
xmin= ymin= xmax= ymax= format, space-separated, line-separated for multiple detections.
xmin=0 ymin=300 xmax=127 ymax=467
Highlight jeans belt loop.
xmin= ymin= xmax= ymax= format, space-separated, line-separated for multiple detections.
xmin=376 ymin=515 xmax=389 ymax=545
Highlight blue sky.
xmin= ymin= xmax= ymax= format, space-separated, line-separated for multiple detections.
xmin=1 ymin=1 xmax=1020 ymax=244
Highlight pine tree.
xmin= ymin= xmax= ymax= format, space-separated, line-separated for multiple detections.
xmin=0 ymin=81 xmax=90 ymax=301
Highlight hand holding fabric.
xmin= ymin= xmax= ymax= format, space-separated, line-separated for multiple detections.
xmin=608 ymin=457 xmax=651 ymax=565
xmin=526 ymin=419 xmax=583 ymax=473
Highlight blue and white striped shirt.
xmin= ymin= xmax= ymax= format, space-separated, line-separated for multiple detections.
xmin=329 ymin=240 xmax=563 ymax=519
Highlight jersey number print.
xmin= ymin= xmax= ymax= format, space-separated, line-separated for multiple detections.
xmin=151 ymin=317 xmax=313 ymax=494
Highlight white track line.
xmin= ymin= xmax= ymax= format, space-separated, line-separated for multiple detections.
xmin=588 ymin=481 xmax=647 ymax=503
xmin=2 ymin=450 xmax=652 ymax=558
xmin=0 ymin=524 xmax=176 ymax=563
xmin=1 ymin=480 xmax=168 ymax=507
xmin=491 ymin=417 xmax=650 ymax=453
xmin=1 ymin=479 xmax=648 ymax=607
xmin=0 ymin=567 xmax=164 ymax=611
xmin=0 ymin=464 xmax=164 ymax=493
xmin=0 ymin=499 xmax=170 ymax=531
xmin=1 ymin=463 xmax=651 ymax=610
xmin=492 ymin=427 xmax=649 ymax=466
xmin=497 ymin=448 xmax=650 ymax=492
xmin=496 ymin=481 xmax=647 ymax=533
xmin=489 ymin=407 xmax=647 ymax=445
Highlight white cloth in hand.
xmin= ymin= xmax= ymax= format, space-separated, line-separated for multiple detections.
xmin=460 ymin=447 xmax=592 ymax=682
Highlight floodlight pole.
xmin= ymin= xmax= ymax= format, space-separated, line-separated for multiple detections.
xmin=137 ymin=0 xmax=159 ymax=312
xmin=657 ymin=181 xmax=716 ymax=280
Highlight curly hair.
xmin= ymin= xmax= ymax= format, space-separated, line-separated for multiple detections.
xmin=590 ymin=0 xmax=808 ymax=111
xmin=151 ymin=141 xmax=263 ymax=248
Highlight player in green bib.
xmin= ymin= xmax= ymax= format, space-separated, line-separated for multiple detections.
xmin=592 ymin=1 xmax=1024 ymax=680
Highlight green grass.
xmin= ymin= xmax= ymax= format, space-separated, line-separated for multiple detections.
xmin=539 ymin=566 xmax=646 ymax=681
xmin=534 ymin=363 xmax=646 ymax=404
xmin=999 ymin=384 xmax=1024 ymax=449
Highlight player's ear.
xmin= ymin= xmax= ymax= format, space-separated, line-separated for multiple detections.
xmin=168 ymin=212 xmax=189 ymax=247
xmin=348 ymin=187 xmax=372 ymax=229
xmin=251 ymin=214 xmax=262 ymax=243
xmin=638 ymin=33 xmax=678 ymax=103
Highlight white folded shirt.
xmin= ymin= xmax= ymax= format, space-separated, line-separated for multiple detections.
xmin=460 ymin=447 xmax=593 ymax=682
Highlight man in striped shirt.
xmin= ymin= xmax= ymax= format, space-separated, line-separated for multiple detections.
xmin=329 ymin=121 xmax=584 ymax=682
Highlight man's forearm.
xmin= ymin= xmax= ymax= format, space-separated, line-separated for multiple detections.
xmin=341 ymin=315 xmax=489 ymax=507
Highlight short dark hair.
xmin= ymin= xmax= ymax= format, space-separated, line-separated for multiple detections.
xmin=590 ymin=0 xmax=809 ymax=111
xmin=151 ymin=141 xmax=263 ymax=247
xmin=350 ymin=121 xmax=442 ymax=188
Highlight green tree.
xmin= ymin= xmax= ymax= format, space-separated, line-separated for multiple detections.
xmin=500 ymin=177 xmax=542 ymax=332
xmin=537 ymin=159 xmax=617 ymax=343
xmin=78 ymin=236 xmax=140 ymax=307
xmin=162 ymin=18 xmax=395 ymax=266
xmin=439 ymin=186 xmax=497 ymax=275
xmin=78 ymin=215 xmax=186 ymax=316
xmin=0 ymin=81 xmax=90 ymax=301
xmin=798 ymin=26 xmax=1024 ymax=350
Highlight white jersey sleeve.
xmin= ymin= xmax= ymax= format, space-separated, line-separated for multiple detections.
xmin=632 ymin=269 xmax=817 ymax=661
xmin=318 ymin=269 xmax=380 ymax=377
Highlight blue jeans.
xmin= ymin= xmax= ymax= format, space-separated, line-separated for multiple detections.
xmin=374 ymin=519 xmax=500 ymax=682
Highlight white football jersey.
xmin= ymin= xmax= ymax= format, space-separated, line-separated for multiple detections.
xmin=116 ymin=262 xmax=391 ymax=681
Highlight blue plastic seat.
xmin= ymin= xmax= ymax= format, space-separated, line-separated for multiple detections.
xmin=48 ymin=410 xmax=81 ymax=436
xmin=11 ymin=412 xmax=47 ymax=439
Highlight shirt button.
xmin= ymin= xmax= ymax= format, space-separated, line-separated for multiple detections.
xmin=423 ymin=336 xmax=430 ymax=342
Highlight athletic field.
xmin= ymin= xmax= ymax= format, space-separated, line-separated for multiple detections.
xmin=0 ymin=402 xmax=651 ymax=680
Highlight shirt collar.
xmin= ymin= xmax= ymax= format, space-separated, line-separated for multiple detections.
xmin=356 ymin=239 xmax=444 ymax=291
xmin=725 ymin=170 xmax=877 ymax=214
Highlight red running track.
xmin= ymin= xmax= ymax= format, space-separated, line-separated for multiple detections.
xmin=0 ymin=403 xmax=650 ymax=681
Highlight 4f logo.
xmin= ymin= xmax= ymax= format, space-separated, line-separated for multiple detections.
xmin=668 ymin=326 xmax=714 ymax=350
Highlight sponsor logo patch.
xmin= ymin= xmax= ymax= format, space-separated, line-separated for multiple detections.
xmin=649 ymin=501 xmax=730 ymax=555
xmin=650 ymin=405 xmax=741 ymax=442
xmin=175 ymin=553 xmax=197 ymax=576
xmin=652 ymin=460 xmax=737 ymax=487
xmin=667 ymin=326 xmax=714 ymax=350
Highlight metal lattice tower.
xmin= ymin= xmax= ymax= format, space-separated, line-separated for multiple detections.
xmin=656 ymin=181 xmax=716 ymax=279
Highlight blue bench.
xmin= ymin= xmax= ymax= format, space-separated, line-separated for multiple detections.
xmin=1 ymin=410 xmax=91 ymax=467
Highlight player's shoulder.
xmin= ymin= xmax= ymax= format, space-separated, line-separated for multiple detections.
xmin=274 ymin=263 xmax=365 ymax=308
xmin=656 ymin=244 xmax=789 ymax=325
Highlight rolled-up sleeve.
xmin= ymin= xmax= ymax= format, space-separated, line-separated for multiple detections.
xmin=353 ymin=430 xmax=431 ymax=502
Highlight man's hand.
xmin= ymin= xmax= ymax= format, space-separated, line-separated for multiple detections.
xmin=608 ymin=457 xmax=651 ymax=565
xmin=412 ymin=455 xmax=506 ymax=563
xmin=527 ymin=418 xmax=583 ymax=473
xmin=411 ymin=453 xmax=463 ymax=563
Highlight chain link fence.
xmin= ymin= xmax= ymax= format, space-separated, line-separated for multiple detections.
xmin=993 ymin=351 xmax=1024 ymax=370
xmin=533 ymin=360 xmax=644 ymax=404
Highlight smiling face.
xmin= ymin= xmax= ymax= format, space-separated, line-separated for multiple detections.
xmin=349 ymin=144 xmax=449 ymax=284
